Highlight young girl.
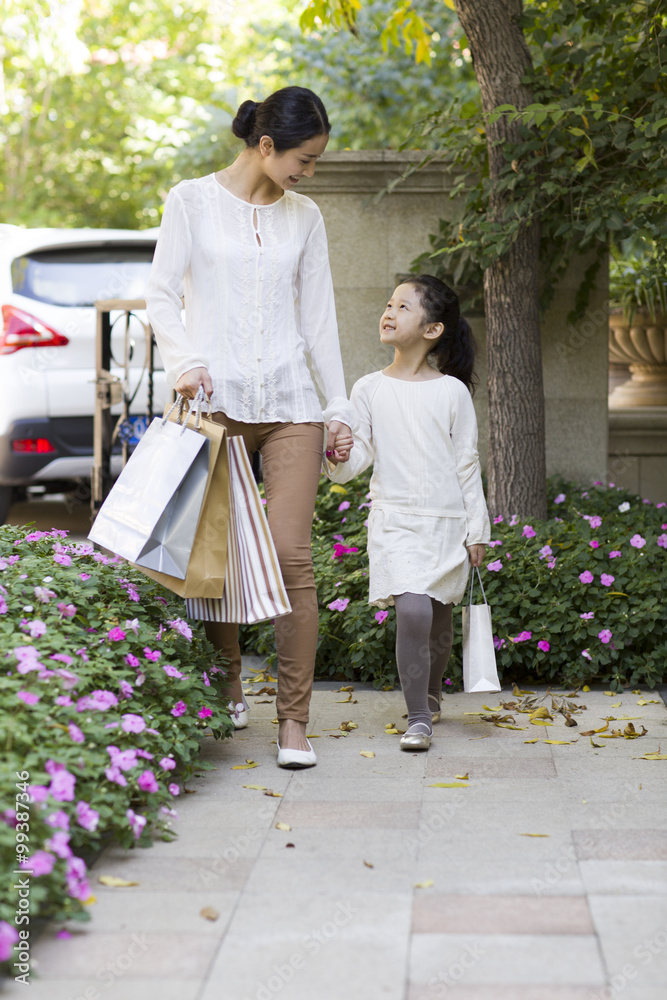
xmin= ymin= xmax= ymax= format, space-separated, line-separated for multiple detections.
xmin=326 ymin=275 xmax=490 ymax=750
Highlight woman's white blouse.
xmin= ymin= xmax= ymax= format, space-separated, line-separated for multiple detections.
xmin=146 ymin=174 xmax=354 ymax=428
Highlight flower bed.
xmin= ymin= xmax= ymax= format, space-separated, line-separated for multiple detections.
xmin=243 ymin=475 xmax=667 ymax=692
xmin=0 ymin=525 xmax=232 ymax=962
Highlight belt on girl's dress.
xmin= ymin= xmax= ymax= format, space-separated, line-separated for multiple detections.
xmin=370 ymin=501 xmax=467 ymax=518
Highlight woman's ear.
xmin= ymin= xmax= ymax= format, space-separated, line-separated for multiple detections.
xmin=258 ymin=135 xmax=274 ymax=157
xmin=423 ymin=322 xmax=444 ymax=342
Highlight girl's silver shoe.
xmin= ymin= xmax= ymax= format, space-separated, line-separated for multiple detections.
xmin=399 ymin=724 xmax=432 ymax=752
xmin=428 ymin=694 xmax=442 ymax=724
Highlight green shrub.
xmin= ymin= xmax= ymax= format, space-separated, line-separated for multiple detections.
xmin=243 ymin=475 xmax=667 ymax=692
xmin=0 ymin=525 xmax=231 ymax=954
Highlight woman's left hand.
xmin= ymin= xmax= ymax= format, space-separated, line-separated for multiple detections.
xmin=467 ymin=544 xmax=486 ymax=567
xmin=326 ymin=421 xmax=353 ymax=463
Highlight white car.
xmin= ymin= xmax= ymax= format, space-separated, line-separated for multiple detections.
xmin=0 ymin=226 xmax=169 ymax=522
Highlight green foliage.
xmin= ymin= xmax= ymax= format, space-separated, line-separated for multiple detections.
xmin=243 ymin=473 xmax=667 ymax=693
xmin=609 ymin=237 xmax=667 ymax=322
xmin=0 ymin=525 xmax=231 ymax=935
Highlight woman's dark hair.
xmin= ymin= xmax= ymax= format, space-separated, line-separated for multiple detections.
xmin=404 ymin=274 xmax=478 ymax=394
xmin=232 ymin=87 xmax=330 ymax=152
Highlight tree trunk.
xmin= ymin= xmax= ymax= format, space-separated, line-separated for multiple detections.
xmin=455 ymin=0 xmax=547 ymax=520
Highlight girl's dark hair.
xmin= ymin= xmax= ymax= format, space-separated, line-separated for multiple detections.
xmin=404 ymin=274 xmax=478 ymax=394
xmin=232 ymin=87 xmax=330 ymax=152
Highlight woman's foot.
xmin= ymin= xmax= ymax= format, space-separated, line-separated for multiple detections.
xmin=227 ymin=685 xmax=249 ymax=730
xmin=399 ymin=721 xmax=432 ymax=752
xmin=428 ymin=693 xmax=442 ymax=724
xmin=277 ymin=719 xmax=317 ymax=768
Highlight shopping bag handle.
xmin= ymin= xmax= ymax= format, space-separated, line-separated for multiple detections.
xmin=162 ymin=387 xmax=211 ymax=435
xmin=467 ymin=565 xmax=489 ymax=607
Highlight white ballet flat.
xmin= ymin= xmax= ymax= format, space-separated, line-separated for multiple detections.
xmin=399 ymin=723 xmax=432 ymax=752
xmin=228 ymin=692 xmax=250 ymax=730
xmin=428 ymin=694 xmax=442 ymax=724
xmin=276 ymin=738 xmax=317 ymax=769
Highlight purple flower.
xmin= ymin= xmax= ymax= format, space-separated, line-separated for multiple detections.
xmin=338 ymin=500 xmax=350 ymax=511
xmin=57 ymin=603 xmax=77 ymax=618
xmin=17 ymin=690 xmax=40 ymax=705
xmin=600 ymin=574 xmax=615 ymax=587
xmin=493 ymin=515 xmax=504 ymax=524
xmin=375 ymin=610 xmax=388 ymax=624
xmin=522 ymin=525 xmax=536 ymax=538
xmin=580 ymin=612 xmax=595 ymax=619
xmin=488 ymin=539 xmax=503 ymax=548
xmin=0 ymin=921 xmax=19 ymax=962
xmin=168 ymin=617 xmax=193 ymax=641
xmin=105 ymin=765 xmax=127 ymax=787
xmin=537 ymin=640 xmax=550 ymax=652
xmin=46 ymin=830 xmax=72 ymax=860
xmin=487 ymin=560 xmax=503 ymax=572
xmin=125 ymin=653 xmax=140 ymax=668
xmin=25 ymin=620 xmax=47 ymax=638
xmin=53 ymin=552 xmax=72 ymax=567
xmin=107 ymin=746 xmax=138 ymax=771
xmin=143 ymin=646 xmax=160 ymax=661
xmin=119 ymin=680 xmax=134 ymax=698
xmin=589 ymin=540 xmax=599 ymax=549
xmin=27 ymin=785 xmax=48 ymax=803
xmin=126 ymin=808 xmax=147 ymax=839
xmin=582 ymin=649 xmax=592 ymax=660
xmin=333 ymin=533 xmax=345 ymax=542
xmin=76 ymin=690 xmax=118 ymax=712
xmin=171 ymin=700 xmax=187 ymax=717
xmin=48 ymin=766 xmax=76 ymax=802
xmin=332 ymin=543 xmax=359 ymax=561
xmin=510 ymin=631 xmax=532 ymax=643
xmin=45 ymin=810 xmax=70 ymax=830
xmin=630 ymin=534 xmax=646 ymax=549
xmin=55 ymin=695 xmax=73 ymax=707
xmin=656 ymin=534 xmax=667 ymax=549
xmin=547 ymin=558 xmax=557 ymax=569
xmin=108 ymin=626 xmax=126 ymax=642
xmin=34 ymin=585 xmax=56 ymax=602
xmin=79 ymin=572 xmax=91 ymax=581
xmin=120 ymin=713 xmax=145 ymax=734
xmin=589 ymin=515 xmax=602 ymax=529
xmin=579 ymin=571 xmax=594 ymax=584
xmin=65 ymin=856 xmax=90 ymax=900
xmin=68 ymin=722 xmax=85 ymax=744
xmin=159 ymin=757 xmax=176 ymax=771
xmin=23 ymin=850 xmax=55 ymax=876
xmin=554 ymin=493 xmax=566 ymax=504
xmin=202 ymin=670 xmax=210 ymax=687
xmin=538 ymin=545 xmax=552 ymax=559
xmin=137 ymin=770 xmax=159 ymax=793
xmin=198 ymin=705 xmax=213 ymax=719
xmin=76 ymin=800 xmax=99 ymax=832
xmin=598 ymin=629 xmax=613 ymax=644
xmin=493 ymin=636 xmax=506 ymax=650
xmin=168 ymin=783 xmax=180 ymax=796
xmin=163 ymin=664 xmax=185 ymax=679
xmin=327 ymin=597 xmax=350 ymax=612
xmin=509 ymin=515 xmax=519 ymax=526
xmin=609 ymin=550 xmax=622 ymax=559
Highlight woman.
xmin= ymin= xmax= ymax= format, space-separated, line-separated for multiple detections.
xmin=146 ymin=87 xmax=354 ymax=769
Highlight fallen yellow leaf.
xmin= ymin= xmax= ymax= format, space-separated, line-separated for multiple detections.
xmin=635 ymin=752 xmax=667 ymax=760
xmin=529 ymin=707 xmax=552 ymax=720
xmin=275 ymin=821 xmax=291 ymax=831
xmin=414 ymin=879 xmax=434 ymax=889
xmin=543 ymin=739 xmax=576 ymax=745
xmin=512 ymin=684 xmax=536 ymax=696
xmin=200 ymin=907 xmax=219 ymax=921
xmin=524 ymin=738 xmax=539 ymax=744
xmin=611 ymin=702 xmax=622 ymax=708
xmin=264 ymin=790 xmax=283 ymax=797
xmin=590 ymin=736 xmax=605 ymax=748
xmin=455 ymin=773 xmax=469 ymax=780
xmin=340 ymin=721 xmax=358 ymax=732
xmin=531 ymin=720 xmax=553 ymax=727
xmin=463 ymin=711 xmax=485 ymax=715
xmin=360 ymin=751 xmax=375 ymax=758
xmin=603 ymin=691 xmax=616 ymax=696
xmin=385 ymin=728 xmax=400 ymax=735
xmin=231 ymin=759 xmax=260 ymax=770
xmin=339 ymin=685 xmax=355 ymax=692
xmin=305 ymin=734 xmax=321 ymax=738
xmin=427 ymin=782 xmax=469 ymax=788
xmin=242 ymin=784 xmax=267 ymax=790
xmin=637 ymin=699 xmax=660 ymax=705
xmin=519 ymin=833 xmax=550 ymax=837
xmin=363 ymin=860 xmax=374 ymax=868
xmin=482 ymin=705 xmax=502 ymax=712
xmin=98 ymin=876 xmax=138 ymax=888
xmin=582 ymin=685 xmax=591 ymax=692
xmin=82 ymin=895 xmax=97 ymax=905
xmin=632 ymin=689 xmax=642 ymax=695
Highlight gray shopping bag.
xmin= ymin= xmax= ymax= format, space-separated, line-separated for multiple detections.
xmin=88 ymin=408 xmax=210 ymax=579
xmin=462 ymin=566 xmax=501 ymax=693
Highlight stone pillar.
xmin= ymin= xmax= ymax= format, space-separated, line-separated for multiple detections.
xmin=301 ymin=151 xmax=608 ymax=484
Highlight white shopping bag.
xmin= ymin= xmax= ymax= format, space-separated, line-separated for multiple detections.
xmin=88 ymin=400 xmax=210 ymax=579
xmin=462 ymin=566 xmax=501 ymax=693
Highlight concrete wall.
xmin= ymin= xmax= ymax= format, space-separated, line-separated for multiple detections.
xmin=301 ymin=150 xmax=609 ymax=485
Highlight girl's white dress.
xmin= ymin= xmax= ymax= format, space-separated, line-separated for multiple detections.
xmin=325 ymin=370 xmax=490 ymax=608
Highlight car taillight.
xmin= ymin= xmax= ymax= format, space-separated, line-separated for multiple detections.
xmin=1 ymin=305 xmax=69 ymax=355
xmin=12 ymin=438 xmax=56 ymax=454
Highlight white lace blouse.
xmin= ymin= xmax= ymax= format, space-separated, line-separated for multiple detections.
xmin=146 ymin=174 xmax=354 ymax=428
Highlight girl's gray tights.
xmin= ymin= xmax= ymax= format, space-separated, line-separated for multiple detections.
xmin=394 ymin=593 xmax=453 ymax=732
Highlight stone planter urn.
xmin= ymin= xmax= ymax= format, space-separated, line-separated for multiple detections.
xmin=608 ymin=308 xmax=667 ymax=406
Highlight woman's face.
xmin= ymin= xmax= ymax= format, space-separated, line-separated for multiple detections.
xmin=261 ymin=133 xmax=329 ymax=190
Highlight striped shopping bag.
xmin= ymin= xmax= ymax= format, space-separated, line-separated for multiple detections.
xmin=186 ymin=436 xmax=291 ymax=624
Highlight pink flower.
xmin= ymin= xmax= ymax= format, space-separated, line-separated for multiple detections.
xmin=168 ymin=617 xmax=193 ymax=641
xmin=509 ymin=515 xmax=519 ymax=526
xmin=126 ymin=808 xmax=146 ymax=839
xmin=51 ymin=653 xmax=74 ymax=667
xmin=34 ymin=585 xmax=56 ymax=602
xmin=600 ymin=574 xmax=615 ymax=587
xmin=609 ymin=550 xmax=622 ymax=559
xmin=119 ymin=680 xmax=134 ymax=698
xmin=168 ymin=783 xmax=180 ymax=796
xmin=510 ymin=631 xmax=532 ymax=643
xmin=25 ymin=620 xmax=47 ymax=638
xmin=537 ymin=640 xmax=550 ymax=652
xmin=598 ymin=629 xmax=613 ymax=644
xmin=107 ymin=746 xmax=138 ymax=771
xmin=522 ymin=525 xmax=536 ymax=538
xmin=121 ymin=713 xmax=146 ymax=734
xmin=55 ymin=929 xmax=72 ymax=939
xmin=332 ymin=543 xmax=359 ymax=561
xmin=656 ymin=534 xmax=667 ymax=548
xmin=338 ymin=501 xmax=350 ymax=511
xmin=493 ymin=515 xmax=504 ymax=523
xmin=328 ymin=598 xmax=350 ymax=612
xmin=198 ymin=706 xmax=213 ymax=719
xmin=333 ymin=533 xmax=345 ymax=542
xmin=76 ymin=690 xmax=118 ymax=712
xmin=143 ymin=646 xmax=160 ymax=661
xmin=23 ymin=850 xmax=55 ymax=876
xmin=538 ymin=545 xmax=552 ymax=559
xmin=589 ymin=540 xmax=599 ymax=549
xmin=547 ymin=558 xmax=557 ymax=569
xmin=163 ymin=664 xmax=185 ymax=679
xmin=17 ymin=690 xmax=40 ymax=705
xmin=582 ymin=649 xmax=592 ymax=660
xmin=125 ymin=653 xmax=140 ymax=668
xmin=53 ymin=552 xmax=72 ymax=567
xmin=79 ymin=573 xmax=91 ymax=581
xmin=0 ymin=921 xmax=19 ymax=962
xmin=76 ymin=801 xmax=99 ymax=832
xmin=171 ymin=700 xmax=187 ymax=717
xmin=65 ymin=856 xmax=90 ymax=900
xmin=105 ymin=765 xmax=127 ymax=787
xmin=68 ymin=722 xmax=85 ymax=744
xmin=493 ymin=636 xmax=506 ymax=650
xmin=487 ymin=559 xmax=503 ymax=572
xmin=57 ymin=603 xmax=77 ymax=617
xmin=580 ymin=612 xmax=595 ymax=619
xmin=554 ymin=493 xmax=566 ymax=504
xmin=159 ymin=757 xmax=176 ymax=771
xmin=27 ymin=785 xmax=48 ymax=803
xmin=137 ymin=770 xmax=159 ymax=793
xmin=630 ymin=534 xmax=646 ymax=549
xmin=488 ymin=540 xmax=503 ymax=548
xmin=48 ymin=766 xmax=76 ymax=802
xmin=202 ymin=670 xmax=211 ymax=687
xmin=589 ymin=515 xmax=602 ymax=529
xmin=56 ymin=696 xmax=72 ymax=707
xmin=579 ymin=571 xmax=594 ymax=584
xmin=108 ymin=626 xmax=126 ymax=642
xmin=375 ymin=610 xmax=388 ymax=624
xmin=444 ymin=678 xmax=453 ymax=686
xmin=45 ymin=810 xmax=70 ymax=830
xmin=46 ymin=830 xmax=72 ymax=859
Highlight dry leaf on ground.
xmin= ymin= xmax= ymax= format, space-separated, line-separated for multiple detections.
xmin=242 ymin=784 xmax=267 ymax=791
xmin=428 ymin=782 xmax=469 ymax=788
xmin=231 ymin=760 xmax=260 ymax=770
xmin=519 ymin=833 xmax=549 ymax=837
xmin=363 ymin=860 xmax=374 ymax=868
xmin=275 ymin=821 xmax=291 ymax=831
xmin=200 ymin=907 xmax=219 ymax=921
xmin=98 ymin=876 xmax=138 ymax=888
xmin=264 ymin=790 xmax=283 ymax=797
xmin=340 ymin=721 xmax=358 ymax=732
xmin=414 ymin=879 xmax=434 ymax=889
xmin=360 ymin=751 xmax=375 ymax=758
xmin=455 ymin=773 xmax=469 ymax=780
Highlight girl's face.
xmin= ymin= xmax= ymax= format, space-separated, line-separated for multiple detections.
xmin=379 ymin=283 xmax=430 ymax=348
xmin=260 ymin=133 xmax=329 ymax=190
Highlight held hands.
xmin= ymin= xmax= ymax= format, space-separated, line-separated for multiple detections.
xmin=467 ymin=544 xmax=486 ymax=568
xmin=325 ymin=421 xmax=354 ymax=464
xmin=175 ymin=367 xmax=213 ymax=401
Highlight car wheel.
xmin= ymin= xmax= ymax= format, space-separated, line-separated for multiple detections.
xmin=0 ymin=486 xmax=14 ymax=526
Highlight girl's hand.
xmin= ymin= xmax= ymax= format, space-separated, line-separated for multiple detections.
xmin=326 ymin=421 xmax=353 ymax=463
xmin=467 ymin=544 xmax=486 ymax=568
xmin=175 ymin=367 xmax=213 ymax=400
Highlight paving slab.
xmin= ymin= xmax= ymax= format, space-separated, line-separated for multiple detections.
xmin=3 ymin=680 xmax=666 ymax=1000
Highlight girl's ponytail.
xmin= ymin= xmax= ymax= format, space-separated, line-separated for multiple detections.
xmin=404 ymin=275 xmax=478 ymax=394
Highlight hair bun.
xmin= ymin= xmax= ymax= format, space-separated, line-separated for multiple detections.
xmin=232 ymin=100 xmax=258 ymax=140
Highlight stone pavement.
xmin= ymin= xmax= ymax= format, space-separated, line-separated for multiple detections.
xmin=3 ymin=665 xmax=667 ymax=1000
